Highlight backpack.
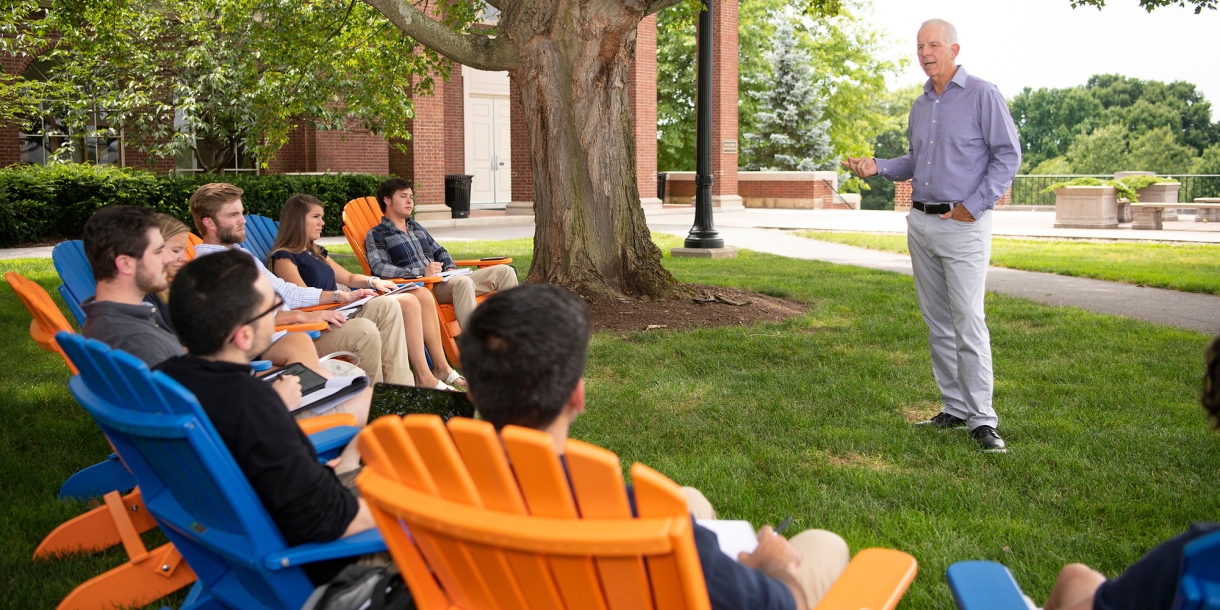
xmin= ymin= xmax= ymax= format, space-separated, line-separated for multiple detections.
xmin=300 ymin=564 xmax=415 ymax=610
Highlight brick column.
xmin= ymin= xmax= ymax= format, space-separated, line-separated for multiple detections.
xmin=708 ymin=0 xmax=742 ymax=209
xmin=894 ymin=180 xmax=912 ymax=211
xmin=407 ymin=76 xmax=451 ymax=220
xmin=1 ymin=54 xmax=34 ymax=167
xmin=506 ymin=77 xmax=535 ymax=216
xmin=628 ymin=15 xmax=662 ymax=212
xmin=444 ymin=63 xmax=465 ymax=175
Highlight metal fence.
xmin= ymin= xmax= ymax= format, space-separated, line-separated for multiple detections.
xmin=1012 ymin=174 xmax=1220 ymax=206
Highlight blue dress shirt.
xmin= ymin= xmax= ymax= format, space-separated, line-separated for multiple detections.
xmin=875 ymin=66 xmax=1022 ymax=219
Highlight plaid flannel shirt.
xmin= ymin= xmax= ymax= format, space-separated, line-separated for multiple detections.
xmin=365 ymin=217 xmax=455 ymax=279
xmin=193 ymin=243 xmax=322 ymax=309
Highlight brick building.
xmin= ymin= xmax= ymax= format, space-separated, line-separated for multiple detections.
xmin=1 ymin=6 xmax=753 ymax=216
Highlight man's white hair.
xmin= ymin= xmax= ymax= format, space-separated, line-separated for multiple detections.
xmin=920 ymin=18 xmax=958 ymax=45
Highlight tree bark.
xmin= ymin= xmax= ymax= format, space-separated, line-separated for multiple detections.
xmin=507 ymin=0 xmax=680 ymax=301
xmin=366 ymin=0 xmax=686 ymax=302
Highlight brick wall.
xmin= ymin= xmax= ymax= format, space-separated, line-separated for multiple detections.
xmin=444 ymin=63 xmax=465 ymax=175
xmin=509 ymin=78 xmax=534 ymax=203
xmin=629 ymin=15 xmax=659 ymax=202
xmin=405 ymin=76 xmax=448 ymax=207
xmin=708 ymin=0 xmax=738 ymax=198
xmin=1 ymin=53 xmax=35 ymax=167
xmin=894 ymin=180 xmax=1013 ymax=210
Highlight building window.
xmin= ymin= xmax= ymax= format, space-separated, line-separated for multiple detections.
xmin=172 ymin=110 xmax=258 ymax=174
xmin=19 ymin=107 xmax=123 ymax=166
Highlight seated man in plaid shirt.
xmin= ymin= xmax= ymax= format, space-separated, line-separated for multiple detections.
xmin=365 ymin=178 xmax=518 ymax=328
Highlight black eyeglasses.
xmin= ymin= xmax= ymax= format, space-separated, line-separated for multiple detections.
xmin=241 ymin=293 xmax=285 ymax=327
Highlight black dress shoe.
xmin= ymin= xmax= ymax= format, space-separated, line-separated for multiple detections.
xmin=915 ymin=412 xmax=967 ymax=429
xmin=971 ymin=426 xmax=1006 ymax=452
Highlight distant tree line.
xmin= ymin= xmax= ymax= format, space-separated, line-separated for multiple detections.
xmin=1010 ymin=74 xmax=1220 ymax=175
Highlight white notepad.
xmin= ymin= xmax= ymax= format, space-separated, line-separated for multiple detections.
xmin=696 ymin=520 xmax=758 ymax=561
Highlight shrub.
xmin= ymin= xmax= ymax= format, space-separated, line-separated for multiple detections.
xmin=0 ymin=164 xmax=387 ymax=247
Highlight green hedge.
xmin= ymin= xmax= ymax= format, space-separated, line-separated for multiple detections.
xmin=0 ymin=164 xmax=387 ymax=248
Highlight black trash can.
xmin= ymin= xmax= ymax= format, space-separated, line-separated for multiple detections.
xmin=444 ymin=174 xmax=473 ymax=219
xmin=656 ymin=172 xmax=668 ymax=202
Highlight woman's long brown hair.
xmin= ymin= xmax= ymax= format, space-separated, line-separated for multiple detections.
xmin=268 ymin=194 xmax=326 ymax=266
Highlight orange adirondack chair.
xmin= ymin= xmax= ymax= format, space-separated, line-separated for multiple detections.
xmin=5 ymin=273 xmax=352 ymax=609
xmin=6 ymin=271 xmax=79 ymax=374
xmin=357 ymin=415 xmax=919 ymax=610
xmin=342 ymin=196 xmax=512 ymax=366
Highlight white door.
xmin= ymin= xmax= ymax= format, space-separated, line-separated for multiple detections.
xmin=493 ymin=99 xmax=512 ymax=203
xmin=465 ymin=96 xmax=512 ymax=204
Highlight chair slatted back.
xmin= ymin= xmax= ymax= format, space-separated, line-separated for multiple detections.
xmin=356 ymin=415 xmax=712 ymax=610
xmin=56 ymin=333 xmax=319 ymax=609
xmin=241 ymin=215 xmax=280 ymax=265
xmin=5 ymin=272 xmax=79 ymax=374
xmin=51 ymin=240 xmax=94 ymax=326
xmin=185 ymin=233 xmax=203 ymax=262
xmin=342 ymin=197 xmax=384 ymax=275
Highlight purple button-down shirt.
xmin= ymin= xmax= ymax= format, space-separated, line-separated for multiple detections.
xmin=875 ymin=66 xmax=1021 ymax=218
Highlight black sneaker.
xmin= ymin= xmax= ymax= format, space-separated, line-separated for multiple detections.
xmin=915 ymin=412 xmax=967 ymax=429
xmin=971 ymin=426 xmax=1007 ymax=452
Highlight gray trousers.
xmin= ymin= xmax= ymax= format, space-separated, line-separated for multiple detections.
xmin=907 ymin=209 xmax=998 ymax=430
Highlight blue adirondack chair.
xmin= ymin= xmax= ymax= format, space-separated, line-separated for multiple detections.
xmin=949 ymin=532 xmax=1220 ymax=610
xmin=241 ymin=215 xmax=280 ymax=264
xmin=56 ymin=332 xmax=384 ymax=609
xmin=52 ymin=240 xmax=93 ymax=327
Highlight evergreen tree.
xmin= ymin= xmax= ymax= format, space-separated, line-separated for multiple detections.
xmin=741 ymin=13 xmax=835 ymax=171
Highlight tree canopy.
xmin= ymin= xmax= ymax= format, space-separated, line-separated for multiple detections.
xmin=1010 ymin=74 xmax=1220 ymax=174
xmin=657 ymin=0 xmax=900 ymax=172
xmin=1069 ymin=0 xmax=1216 ymax=13
xmin=2 ymin=0 xmax=441 ymax=172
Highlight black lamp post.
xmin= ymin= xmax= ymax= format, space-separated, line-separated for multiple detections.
xmin=684 ymin=0 xmax=723 ymax=249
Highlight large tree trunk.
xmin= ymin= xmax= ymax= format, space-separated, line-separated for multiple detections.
xmin=366 ymin=0 xmax=685 ymax=301
xmin=509 ymin=1 xmax=680 ymax=302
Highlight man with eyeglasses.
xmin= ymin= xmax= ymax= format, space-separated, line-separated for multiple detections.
xmin=157 ymin=250 xmax=378 ymax=585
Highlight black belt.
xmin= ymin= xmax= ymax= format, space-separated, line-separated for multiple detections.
xmin=913 ymin=201 xmax=953 ymax=215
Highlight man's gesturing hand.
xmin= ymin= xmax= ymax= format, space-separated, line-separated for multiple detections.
xmin=739 ymin=525 xmax=809 ymax=610
xmin=840 ymin=157 xmax=878 ymax=178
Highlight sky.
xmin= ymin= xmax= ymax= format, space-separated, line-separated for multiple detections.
xmin=865 ymin=0 xmax=1220 ymax=120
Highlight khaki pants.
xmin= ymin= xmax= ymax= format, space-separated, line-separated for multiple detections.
xmin=682 ymin=488 xmax=850 ymax=608
xmin=432 ymin=265 xmax=518 ymax=327
xmin=312 ymin=298 xmax=413 ymax=386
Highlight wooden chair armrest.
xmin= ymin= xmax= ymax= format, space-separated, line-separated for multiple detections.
xmin=275 ymin=321 xmax=329 ymax=333
xmin=298 ymin=413 xmax=359 ymax=436
xmin=814 ymin=548 xmax=917 ymax=610
xmin=296 ymin=303 xmax=343 ymax=312
xmin=452 ymin=258 xmax=513 ymax=268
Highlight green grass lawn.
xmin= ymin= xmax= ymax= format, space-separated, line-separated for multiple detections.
xmin=795 ymin=230 xmax=1220 ymax=295
xmin=2 ymin=236 xmax=1216 ymax=609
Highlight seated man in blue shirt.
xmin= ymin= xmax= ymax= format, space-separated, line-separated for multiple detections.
xmin=456 ymin=283 xmax=852 ymax=609
xmin=1035 ymin=336 xmax=1220 ymax=610
xmin=364 ymin=178 xmax=518 ymax=328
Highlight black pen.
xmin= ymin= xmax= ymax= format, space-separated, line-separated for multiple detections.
xmin=775 ymin=514 xmax=794 ymax=536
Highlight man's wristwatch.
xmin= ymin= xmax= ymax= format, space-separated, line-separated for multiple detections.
xmin=367 ymin=276 xmax=379 ymax=288
xmin=332 ymin=291 xmax=340 ymax=304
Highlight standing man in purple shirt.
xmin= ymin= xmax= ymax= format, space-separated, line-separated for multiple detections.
xmin=842 ymin=18 xmax=1021 ymax=452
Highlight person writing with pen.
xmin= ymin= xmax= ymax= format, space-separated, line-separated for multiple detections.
xmin=456 ymin=283 xmax=853 ymax=609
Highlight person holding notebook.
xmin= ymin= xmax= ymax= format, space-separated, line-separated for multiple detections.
xmin=457 ymin=284 xmax=852 ymax=610
xmin=268 ymin=194 xmax=465 ymax=391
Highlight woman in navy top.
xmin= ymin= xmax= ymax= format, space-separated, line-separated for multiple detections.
xmin=269 ymin=194 xmax=466 ymax=390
